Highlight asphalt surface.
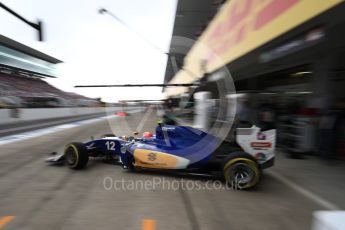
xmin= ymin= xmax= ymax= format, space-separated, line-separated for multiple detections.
xmin=0 ymin=111 xmax=335 ymax=230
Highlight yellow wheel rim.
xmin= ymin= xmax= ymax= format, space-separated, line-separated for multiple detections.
xmin=65 ymin=144 xmax=79 ymax=167
xmin=223 ymin=158 xmax=260 ymax=189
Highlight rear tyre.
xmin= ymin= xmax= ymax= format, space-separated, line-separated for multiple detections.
xmin=64 ymin=142 xmax=89 ymax=169
xmin=222 ymin=152 xmax=260 ymax=189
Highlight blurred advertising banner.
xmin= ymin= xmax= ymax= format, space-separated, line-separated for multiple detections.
xmin=166 ymin=0 xmax=343 ymax=97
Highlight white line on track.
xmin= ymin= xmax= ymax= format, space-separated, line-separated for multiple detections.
xmin=0 ymin=116 xmax=111 ymax=146
xmin=0 ymin=115 xmax=101 ymax=134
xmin=0 ymin=109 xmax=145 ymax=146
xmin=267 ymin=170 xmax=340 ymax=210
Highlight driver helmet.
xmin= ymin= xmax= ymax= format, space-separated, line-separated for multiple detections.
xmin=143 ymin=132 xmax=153 ymax=139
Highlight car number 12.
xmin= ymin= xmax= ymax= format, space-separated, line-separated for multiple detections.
xmin=105 ymin=141 xmax=116 ymax=150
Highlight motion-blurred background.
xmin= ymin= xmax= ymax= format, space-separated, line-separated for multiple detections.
xmin=0 ymin=0 xmax=345 ymax=229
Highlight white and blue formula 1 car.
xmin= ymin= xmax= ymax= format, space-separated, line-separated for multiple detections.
xmin=47 ymin=124 xmax=276 ymax=189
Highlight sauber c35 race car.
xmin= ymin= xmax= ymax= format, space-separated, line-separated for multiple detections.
xmin=47 ymin=124 xmax=276 ymax=189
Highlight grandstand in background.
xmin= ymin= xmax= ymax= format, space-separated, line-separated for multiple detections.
xmin=0 ymin=34 xmax=98 ymax=108
xmin=0 ymin=71 xmax=98 ymax=108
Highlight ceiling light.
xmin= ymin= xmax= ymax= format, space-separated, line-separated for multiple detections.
xmin=290 ymin=71 xmax=312 ymax=77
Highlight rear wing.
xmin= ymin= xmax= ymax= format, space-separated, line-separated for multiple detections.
xmin=236 ymin=126 xmax=276 ymax=163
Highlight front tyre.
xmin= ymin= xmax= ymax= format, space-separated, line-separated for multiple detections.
xmin=223 ymin=153 xmax=260 ymax=189
xmin=64 ymin=142 xmax=89 ymax=169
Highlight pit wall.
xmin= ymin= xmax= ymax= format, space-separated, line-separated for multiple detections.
xmin=0 ymin=107 xmax=120 ymax=125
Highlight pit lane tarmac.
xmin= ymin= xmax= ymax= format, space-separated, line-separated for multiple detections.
xmin=0 ymin=112 xmax=334 ymax=230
